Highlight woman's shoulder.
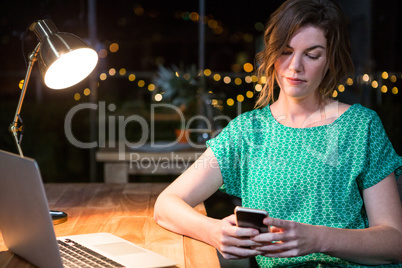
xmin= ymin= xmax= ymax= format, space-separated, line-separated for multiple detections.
xmin=327 ymin=101 xmax=375 ymax=118
xmin=337 ymin=102 xmax=383 ymax=130
xmin=343 ymin=102 xmax=379 ymax=119
xmin=337 ymin=102 xmax=351 ymax=115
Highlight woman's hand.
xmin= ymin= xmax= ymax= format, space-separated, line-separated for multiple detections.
xmin=208 ymin=214 xmax=265 ymax=259
xmin=251 ymin=217 xmax=320 ymax=258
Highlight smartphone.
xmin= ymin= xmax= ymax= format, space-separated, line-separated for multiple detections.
xmin=235 ymin=206 xmax=270 ymax=233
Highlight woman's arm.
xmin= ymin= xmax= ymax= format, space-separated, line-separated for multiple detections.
xmin=154 ymin=148 xmax=263 ymax=259
xmin=154 ymin=148 xmax=223 ymax=237
xmin=323 ymin=172 xmax=402 ymax=264
xmin=253 ymin=173 xmax=402 ymax=265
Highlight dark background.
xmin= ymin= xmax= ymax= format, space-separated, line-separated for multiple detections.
xmin=0 ymin=0 xmax=401 ymax=183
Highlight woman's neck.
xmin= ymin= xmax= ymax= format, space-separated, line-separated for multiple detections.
xmin=270 ymin=93 xmax=336 ymax=128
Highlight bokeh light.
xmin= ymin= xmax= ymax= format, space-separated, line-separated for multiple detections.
xmin=128 ymin=74 xmax=136 ymax=81
xmin=109 ymin=68 xmax=116 ymax=76
xmin=204 ymin=69 xmax=211 ymax=76
xmin=213 ymin=74 xmax=221 ymax=81
xmin=119 ymin=68 xmax=127 ymax=76
xmin=109 ymin=43 xmax=119 ymax=53
xmin=83 ymin=88 xmax=91 ymax=96
xmin=243 ymin=63 xmax=253 ymax=73
xmin=155 ymin=93 xmax=163 ymax=101
xmin=237 ymin=94 xmax=244 ymax=102
xmin=223 ymin=76 xmax=231 ymax=84
xmin=226 ymin=98 xmax=234 ymax=106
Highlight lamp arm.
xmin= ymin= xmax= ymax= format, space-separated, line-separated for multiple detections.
xmin=9 ymin=42 xmax=41 ymax=157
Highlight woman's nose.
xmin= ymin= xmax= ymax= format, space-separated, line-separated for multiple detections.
xmin=289 ymin=54 xmax=303 ymax=73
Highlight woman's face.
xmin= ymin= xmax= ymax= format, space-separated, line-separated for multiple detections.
xmin=274 ymin=25 xmax=329 ymax=101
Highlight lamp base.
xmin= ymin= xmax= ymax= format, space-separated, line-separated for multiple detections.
xmin=50 ymin=210 xmax=68 ymax=225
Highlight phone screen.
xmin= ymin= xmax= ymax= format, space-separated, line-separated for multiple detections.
xmin=235 ymin=206 xmax=269 ymax=233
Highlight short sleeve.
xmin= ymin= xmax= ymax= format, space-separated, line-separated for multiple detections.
xmin=358 ymin=112 xmax=402 ymax=190
xmin=206 ymin=114 xmax=246 ymax=198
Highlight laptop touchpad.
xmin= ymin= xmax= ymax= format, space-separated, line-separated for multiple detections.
xmin=95 ymin=242 xmax=146 ymax=256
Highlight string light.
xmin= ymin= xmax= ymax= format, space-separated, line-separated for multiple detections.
xmin=212 ymin=74 xmax=221 ymax=81
xmin=255 ymin=84 xmax=263 ymax=92
xmin=128 ymin=74 xmax=136 ymax=81
xmin=92 ymin=67 xmax=400 ymax=106
xmin=119 ymin=68 xmax=127 ymax=76
xmin=243 ymin=63 xmax=253 ymax=73
xmin=237 ymin=94 xmax=244 ymax=102
xmin=98 ymin=49 xmax=107 ymax=58
xmin=148 ymin=84 xmax=155 ymax=91
xmin=245 ymin=76 xmax=252 ymax=83
xmin=133 ymin=5 xmax=144 ymax=16
xmin=109 ymin=43 xmax=119 ymax=53
xmin=204 ymin=69 xmax=212 ymax=76
xmin=83 ymin=88 xmax=91 ymax=96
xmin=227 ymin=98 xmax=234 ymax=106
xmin=362 ymin=74 xmax=370 ymax=82
xmin=74 ymin=93 xmax=81 ymax=101
xmin=190 ymin=12 xmax=199 ymax=21
xmin=109 ymin=68 xmax=116 ymax=76
xmin=183 ymin=73 xmax=191 ymax=80
xmin=18 ymin=6 xmax=400 ymax=105
xmin=223 ymin=76 xmax=231 ymax=84
xmin=138 ymin=80 xmax=145 ymax=87
xmin=155 ymin=93 xmax=163 ymax=101
xmin=19 ymin=80 xmax=24 ymax=89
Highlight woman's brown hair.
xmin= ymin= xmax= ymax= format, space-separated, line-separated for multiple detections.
xmin=255 ymin=0 xmax=354 ymax=108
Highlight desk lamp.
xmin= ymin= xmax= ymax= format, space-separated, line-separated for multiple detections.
xmin=9 ymin=19 xmax=98 ymax=224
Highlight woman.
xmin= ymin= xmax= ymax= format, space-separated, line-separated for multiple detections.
xmin=154 ymin=0 xmax=402 ymax=267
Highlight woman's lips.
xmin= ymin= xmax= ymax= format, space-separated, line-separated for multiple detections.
xmin=286 ymin=77 xmax=306 ymax=85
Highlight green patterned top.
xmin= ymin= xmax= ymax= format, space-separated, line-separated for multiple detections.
xmin=206 ymin=103 xmax=402 ymax=268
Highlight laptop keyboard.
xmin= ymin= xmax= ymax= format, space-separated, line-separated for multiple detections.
xmin=58 ymin=239 xmax=125 ymax=268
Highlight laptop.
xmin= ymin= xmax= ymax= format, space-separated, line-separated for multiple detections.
xmin=0 ymin=149 xmax=177 ymax=268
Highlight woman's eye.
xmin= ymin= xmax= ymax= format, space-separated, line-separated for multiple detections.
xmin=282 ymin=51 xmax=292 ymax=55
xmin=307 ymin=54 xmax=320 ymax=60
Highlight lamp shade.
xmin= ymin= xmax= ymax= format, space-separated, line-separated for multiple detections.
xmin=31 ymin=19 xmax=98 ymax=89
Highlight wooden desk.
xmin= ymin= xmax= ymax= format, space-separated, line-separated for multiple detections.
xmin=96 ymin=144 xmax=205 ymax=183
xmin=0 ymin=183 xmax=220 ymax=268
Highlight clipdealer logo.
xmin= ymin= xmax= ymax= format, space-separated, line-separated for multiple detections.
xmin=63 ymin=101 xmax=340 ymax=171
xmin=63 ymin=101 xmax=233 ymax=160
